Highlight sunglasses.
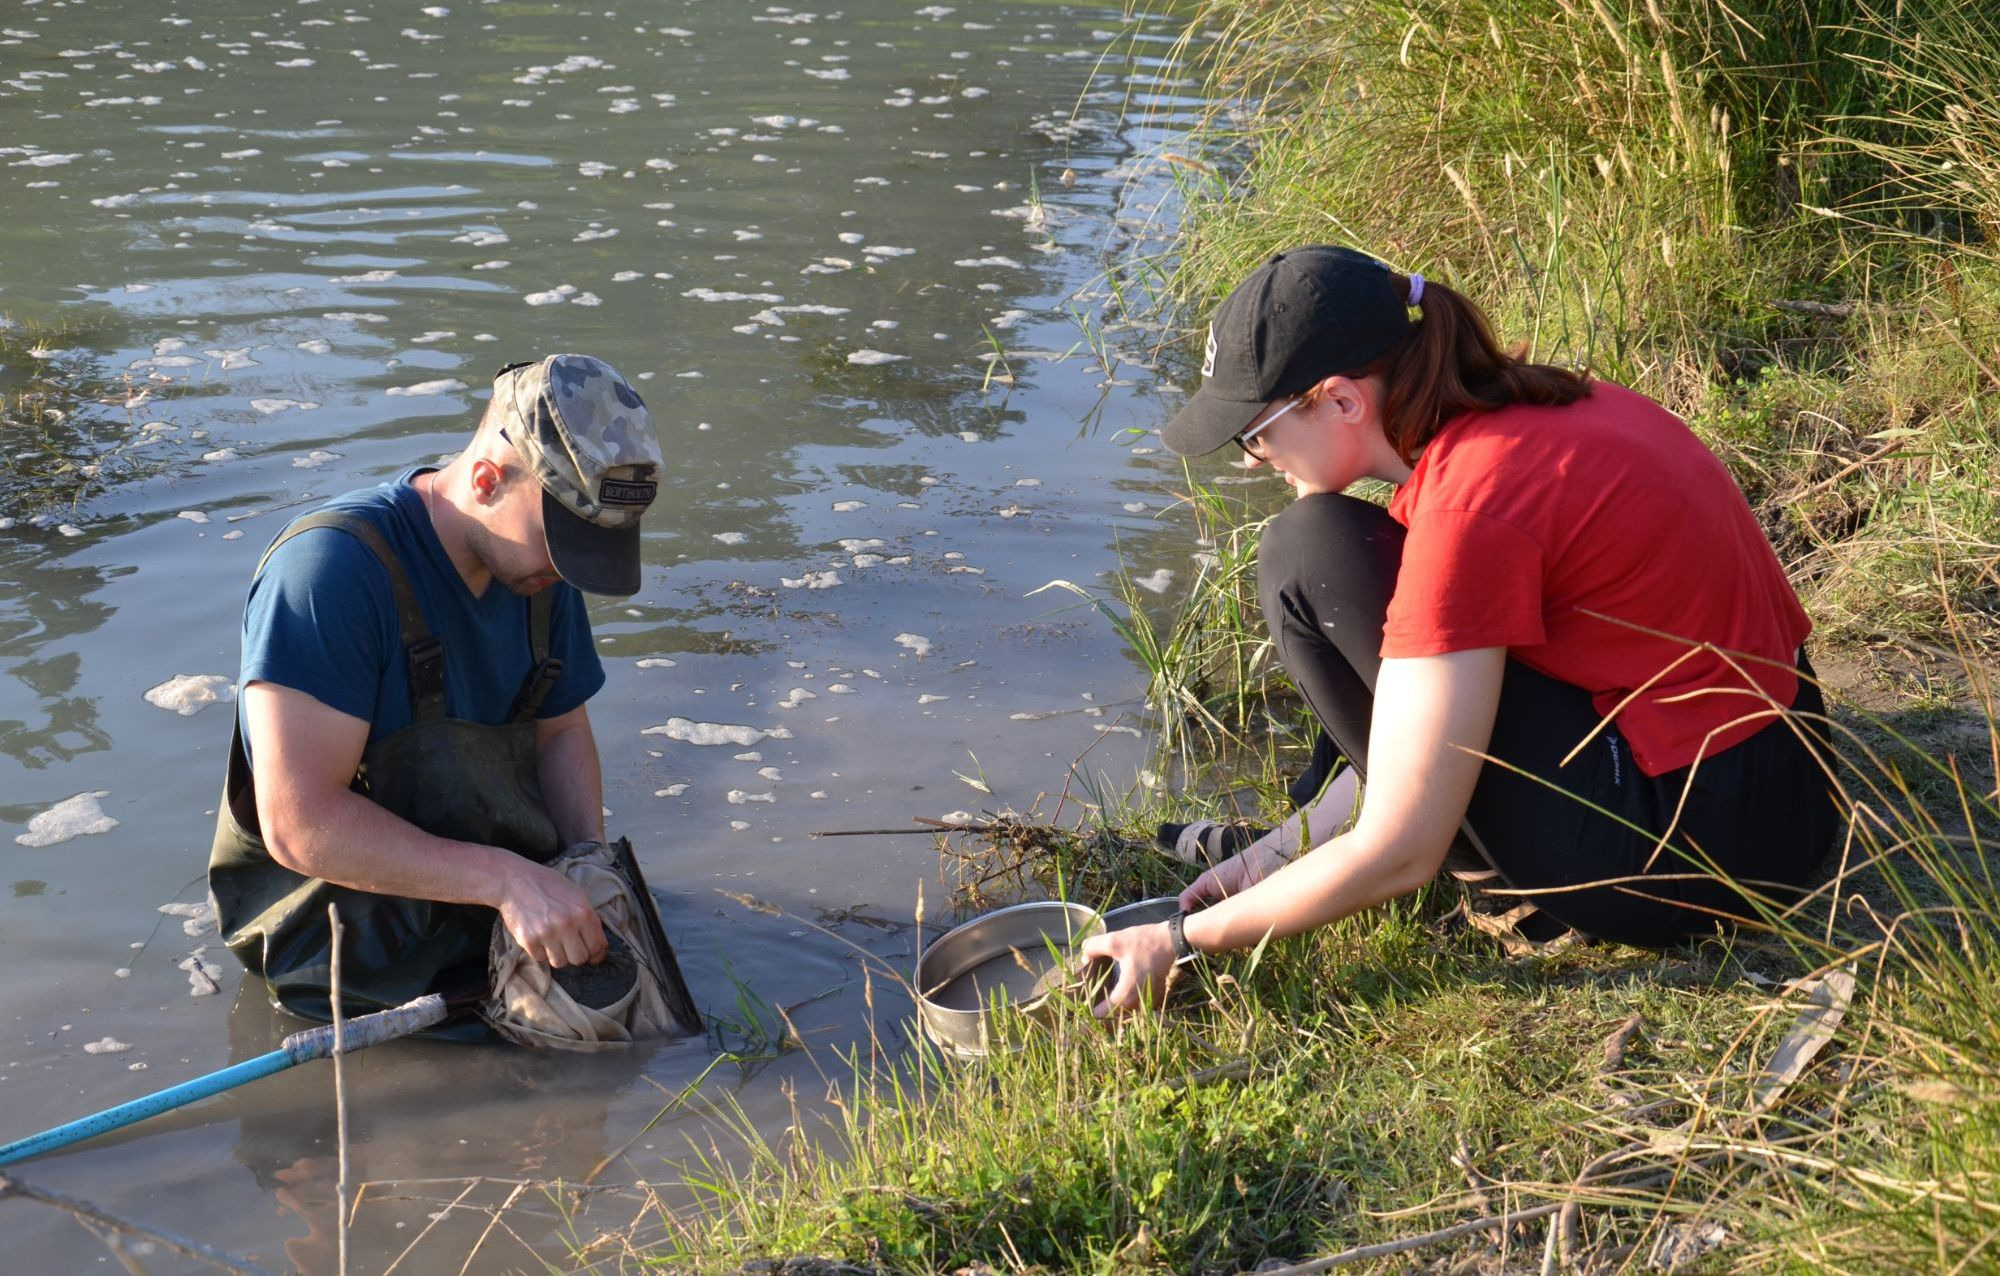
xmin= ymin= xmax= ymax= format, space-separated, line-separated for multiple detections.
xmin=1232 ymin=395 xmax=1307 ymax=458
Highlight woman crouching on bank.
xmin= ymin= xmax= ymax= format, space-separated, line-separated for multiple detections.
xmin=1081 ymin=245 xmax=1839 ymax=1014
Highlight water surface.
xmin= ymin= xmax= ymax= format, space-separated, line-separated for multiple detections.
xmin=0 ymin=0 xmax=1219 ymax=1267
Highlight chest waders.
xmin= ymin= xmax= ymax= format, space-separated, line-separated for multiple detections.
xmin=208 ymin=511 xmax=566 ymax=1031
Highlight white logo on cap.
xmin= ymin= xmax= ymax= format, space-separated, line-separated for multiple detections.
xmin=1200 ymin=324 xmax=1217 ymax=379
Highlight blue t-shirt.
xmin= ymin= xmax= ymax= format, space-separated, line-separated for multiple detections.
xmin=238 ymin=469 xmax=605 ymax=756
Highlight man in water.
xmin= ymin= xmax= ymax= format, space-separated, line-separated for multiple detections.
xmin=208 ymin=354 xmax=664 ymax=1028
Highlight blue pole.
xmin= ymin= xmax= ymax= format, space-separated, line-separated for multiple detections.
xmin=0 ymin=994 xmax=446 ymax=1167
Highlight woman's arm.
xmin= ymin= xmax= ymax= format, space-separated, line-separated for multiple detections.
xmin=1083 ymin=647 xmax=1506 ymax=1012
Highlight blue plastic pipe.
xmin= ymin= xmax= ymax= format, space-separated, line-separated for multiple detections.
xmin=0 ymin=993 xmax=447 ymax=1166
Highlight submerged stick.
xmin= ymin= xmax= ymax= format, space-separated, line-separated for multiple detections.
xmin=0 ymin=1173 xmax=272 ymax=1276
xmin=330 ymin=904 xmax=351 ymax=1276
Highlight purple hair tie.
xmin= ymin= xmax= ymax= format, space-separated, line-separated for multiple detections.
xmin=1407 ymin=273 xmax=1426 ymax=306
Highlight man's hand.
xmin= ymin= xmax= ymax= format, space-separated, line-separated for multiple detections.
xmin=494 ymin=858 xmax=607 ymax=968
xmin=1178 ymin=841 xmax=1292 ymax=910
xmin=246 ymin=681 xmax=607 ymax=967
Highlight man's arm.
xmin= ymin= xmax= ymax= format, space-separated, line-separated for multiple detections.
xmin=243 ymin=680 xmax=607 ymax=967
xmin=534 ymin=703 xmax=607 ymax=846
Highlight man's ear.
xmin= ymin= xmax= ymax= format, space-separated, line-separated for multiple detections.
xmin=468 ymin=456 xmax=507 ymax=505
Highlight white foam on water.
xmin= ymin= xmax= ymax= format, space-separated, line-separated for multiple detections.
xmin=471 ymin=260 xmax=510 ymax=270
xmin=410 ymin=331 xmax=456 ymax=344
xmin=684 ymin=287 xmax=785 ymax=303
xmin=201 ymin=448 xmax=239 ymax=464
xmin=1133 ymin=569 xmax=1175 ymax=594
xmin=828 ymin=683 xmax=856 ymax=694
xmin=386 ymin=379 xmax=466 ymax=396
xmin=957 ymin=431 xmax=981 ymax=443
xmin=83 ymin=1037 xmax=131 ymax=1055
xmin=296 ymin=338 xmax=332 ymax=355
xmin=329 ymin=268 xmax=398 ymax=284
xmin=757 ymin=766 xmax=782 ymax=781
xmin=571 ymin=292 xmax=603 ymax=306
xmin=1122 ymin=501 xmax=1149 ymax=513
xmin=727 ymin=790 xmax=777 ymax=805
xmin=523 ymin=288 xmax=568 ymax=306
xmin=636 ymin=657 xmax=677 ymax=668
xmin=143 ymin=673 xmax=235 ymax=716
xmin=868 ymin=245 xmax=915 ymax=257
xmin=712 ymin=531 xmax=748 ymax=545
xmin=204 ymin=347 xmax=259 ymax=370
xmin=1015 ymin=477 xmax=1042 ymax=487
xmin=836 ymin=538 xmax=885 ymax=552
xmin=851 ymin=554 xmax=884 ymax=567
xmin=57 ymin=523 xmax=84 ymax=538
xmin=642 ymin=718 xmax=776 ymax=747
xmin=917 ymin=694 xmax=948 ymax=705
xmin=831 ymin=500 xmax=866 ymax=512
xmin=645 ymin=157 xmax=678 ymax=171
xmin=734 ymin=751 xmax=763 ymax=762
xmin=776 ymin=687 xmax=817 ymax=709
xmin=780 ymin=570 xmax=841 ymax=590
xmin=16 ymin=791 xmax=119 ymax=847
xmin=223 ymin=530 xmax=244 ymax=541
xmin=176 ymin=510 xmax=210 ymax=525
xmin=613 ymin=270 xmax=644 ymax=282
xmin=655 ymin=783 xmax=690 ymax=797
xmin=251 ymin=398 xmax=318 ymax=414
xmin=292 ymin=450 xmax=341 ymax=469
xmin=730 ymin=820 xmax=751 ymax=831
xmin=896 ymin=633 xmax=933 ymax=657
xmin=847 ymin=349 xmax=904 ymax=365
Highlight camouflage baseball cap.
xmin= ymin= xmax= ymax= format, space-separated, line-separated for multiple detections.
xmin=492 ymin=354 xmax=661 ymax=596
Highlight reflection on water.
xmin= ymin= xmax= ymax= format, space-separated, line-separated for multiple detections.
xmin=0 ymin=0 xmax=1228 ymax=1267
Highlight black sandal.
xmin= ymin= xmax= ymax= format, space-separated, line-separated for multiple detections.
xmin=1152 ymin=818 xmax=1270 ymax=867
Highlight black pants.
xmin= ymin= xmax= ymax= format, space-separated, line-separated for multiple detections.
xmin=1260 ymin=494 xmax=1839 ymax=947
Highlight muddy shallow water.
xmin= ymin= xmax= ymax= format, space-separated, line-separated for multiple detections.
xmin=0 ymin=0 xmax=1229 ymax=1267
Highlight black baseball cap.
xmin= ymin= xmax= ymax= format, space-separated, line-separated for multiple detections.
xmin=1161 ymin=245 xmax=1413 ymax=456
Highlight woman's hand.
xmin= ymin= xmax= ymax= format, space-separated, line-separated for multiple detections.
xmin=1179 ymin=841 xmax=1292 ymax=910
xmin=1077 ymin=920 xmax=1177 ymax=1018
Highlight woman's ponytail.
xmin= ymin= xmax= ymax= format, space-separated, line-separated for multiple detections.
xmin=1350 ymin=276 xmax=1590 ymax=462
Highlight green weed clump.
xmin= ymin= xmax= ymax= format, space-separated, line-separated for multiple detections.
xmin=0 ymin=319 xmax=182 ymax=519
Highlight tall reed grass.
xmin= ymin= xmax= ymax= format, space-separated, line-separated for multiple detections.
xmin=1158 ymin=0 xmax=2000 ymax=647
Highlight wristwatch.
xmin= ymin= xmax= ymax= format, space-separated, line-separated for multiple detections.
xmin=1166 ymin=909 xmax=1201 ymax=967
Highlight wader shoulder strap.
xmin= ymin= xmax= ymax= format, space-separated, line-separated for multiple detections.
xmin=507 ymin=587 xmax=564 ymax=724
xmin=256 ymin=510 xmax=447 ymax=723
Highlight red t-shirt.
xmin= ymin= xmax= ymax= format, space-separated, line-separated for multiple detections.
xmin=1382 ymin=382 xmax=1810 ymax=775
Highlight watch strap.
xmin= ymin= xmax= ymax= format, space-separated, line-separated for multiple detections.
xmin=1166 ymin=910 xmax=1199 ymax=966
